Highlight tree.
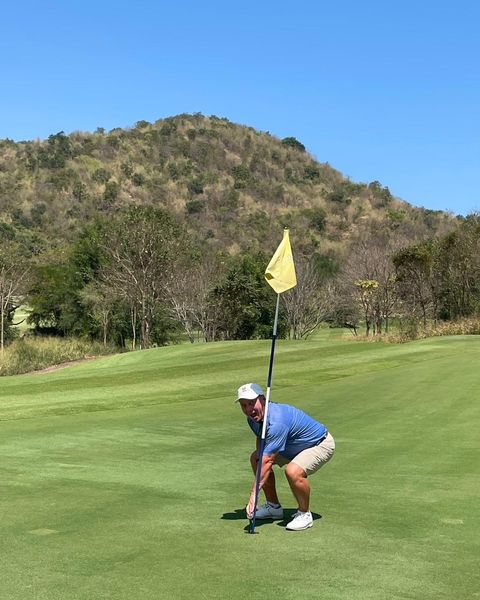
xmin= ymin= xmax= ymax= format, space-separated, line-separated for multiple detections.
xmin=209 ymin=252 xmax=282 ymax=340
xmin=354 ymin=279 xmax=379 ymax=336
xmin=79 ymin=280 xmax=116 ymax=346
xmin=27 ymin=224 xmax=106 ymax=338
xmin=164 ymin=252 xmax=223 ymax=343
xmin=281 ymin=137 xmax=306 ymax=152
xmin=0 ymin=242 xmax=31 ymax=352
xmin=282 ymin=257 xmax=334 ymax=339
xmin=393 ymin=241 xmax=440 ymax=327
xmin=341 ymin=227 xmax=403 ymax=335
xmin=100 ymin=207 xmax=190 ymax=349
xmin=436 ymin=216 xmax=480 ymax=319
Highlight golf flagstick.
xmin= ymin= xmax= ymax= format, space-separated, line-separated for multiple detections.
xmin=250 ymin=293 xmax=280 ymax=534
xmin=249 ymin=229 xmax=296 ymax=535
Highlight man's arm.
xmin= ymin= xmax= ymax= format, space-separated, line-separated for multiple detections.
xmin=246 ymin=452 xmax=277 ymax=519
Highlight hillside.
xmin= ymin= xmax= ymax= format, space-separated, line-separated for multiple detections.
xmin=0 ymin=113 xmax=455 ymax=257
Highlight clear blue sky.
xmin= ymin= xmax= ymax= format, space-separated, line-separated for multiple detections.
xmin=1 ymin=0 xmax=478 ymax=215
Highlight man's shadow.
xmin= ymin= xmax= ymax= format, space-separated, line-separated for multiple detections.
xmin=221 ymin=509 xmax=270 ymax=530
xmin=221 ymin=509 xmax=322 ymax=531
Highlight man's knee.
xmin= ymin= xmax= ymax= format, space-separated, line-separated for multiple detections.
xmin=249 ymin=451 xmax=258 ymax=470
xmin=285 ymin=462 xmax=306 ymax=481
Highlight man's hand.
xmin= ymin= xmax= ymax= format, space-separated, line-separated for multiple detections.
xmin=246 ymin=492 xmax=257 ymax=519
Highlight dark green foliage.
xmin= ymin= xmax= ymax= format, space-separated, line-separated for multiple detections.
xmin=72 ymin=181 xmax=89 ymax=202
xmin=312 ymin=251 xmax=339 ymax=278
xmin=167 ymin=162 xmax=181 ymax=181
xmin=304 ymin=163 xmax=321 ymax=182
xmin=224 ymin=188 xmax=240 ymax=210
xmin=186 ymin=199 xmax=204 ymax=214
xmin=121 ymin=162 xmax=134 ymax=178
xmin=48 ymin=168 xmax=77 ymax=191
xmin=92 ymin=168 xmax=111 ymax=184
xmin=210 ymin=252 xmax=286 ymax=339
xmin=28 ymin=263 xmax=84 ymax=335
xmin=132 ymin=172 xmax=145 ymax=186
xmin=188 ymin=178 xmax=204 ymax=195
xmin=11 ymin=209 xmax=32 ymax=229
xmin=0 ymin=221 xmax=16 ymax=241
xmin=369 ymin=180 xmax=392 ymax=206
xmin=386 ymin=208 xmax=406 ymax=229
xmin=160 ymin=120 xmax=177 ymax=136
xmin=30 ymin=203 xmax=47 ymax=226
xmin=271 ymin=149 xmax=281 ymax=161
xmin=103 ymin=181 xmax=119 ymax=205
xmin=27 ymin=224 xmax=106 ymax=337
xmin=135 ymin=120 xmax=151 ymax=129
xmin=37 ymin=131 xmax=74 ymax=169
xmin=150 ymin=307 xmax=183 ymax=346
xmin=81 ymin=137 xmax=96 ymax=155
xmin=106 ymin=134 xmax=120 ymax=149
xmin=327 ymin=188 xmax=351 ymax=204
xmin=232 ymin=164 xmax=251 ymax=189
xmin=304 ymin=207 xmax=327 ymax=232
xmin=245 ymin=210 xmax=270 ymax=237
xmin=281 ymin=137 xmax=306 ymax=152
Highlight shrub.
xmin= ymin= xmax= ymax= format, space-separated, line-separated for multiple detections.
xmin=103 ymin=181 xmax=119 ymax=204
xmin=0 ymin=337 xmax=118 ymax=376
xmin=359 ymin=317 xmax=480 ymax=343
xmin=281 ymin=137 xmax=306 ymax=152
xmin=188 ymin=178 xmax=204 ymax=195
xmin=92 ymin=168 xmax=111 ymax=184
xmin=0 ymin=222 xmax=16 ymax=241
xmin=305 ymin=207 xmax=327 ymax=232
xmin=186 ymin=199 xmax=204 ymax=214
xmin=304 ymin=163 xmax=320 ymax=182
xmin=132 ymin=173 xmax=145 ymax=186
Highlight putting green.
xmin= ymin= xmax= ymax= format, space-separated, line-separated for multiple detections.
xmin=0 ymin=334 xmax=478 ymax=599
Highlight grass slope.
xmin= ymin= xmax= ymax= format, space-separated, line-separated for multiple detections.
xmin=0 ymin=333 xmax=478 ymax=600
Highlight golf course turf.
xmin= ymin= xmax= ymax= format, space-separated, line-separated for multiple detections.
xmin=0 ymin=332 xmax=478 ymax=599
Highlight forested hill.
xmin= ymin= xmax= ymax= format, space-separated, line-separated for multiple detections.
xmin=0 ymin=113 xmax=455 ymax=257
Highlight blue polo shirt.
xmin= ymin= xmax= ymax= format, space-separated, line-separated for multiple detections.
xmin=247 ymin=402 xmax=327 ymax=460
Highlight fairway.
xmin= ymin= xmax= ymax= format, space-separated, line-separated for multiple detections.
xmin=0 ymin=334 xmax=478 ymax=600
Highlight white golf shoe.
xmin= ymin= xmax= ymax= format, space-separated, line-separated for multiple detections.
xmin=286 ymin=510 xmax=313 ymax=531
xmin=253 ymin=502 xmax=284 ymax=520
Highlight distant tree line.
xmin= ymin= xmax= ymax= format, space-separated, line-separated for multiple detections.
xmin=2 ymin=207 xmax=480 ymax=353
xmin=331 ymin=214 xmax=480 ymax=336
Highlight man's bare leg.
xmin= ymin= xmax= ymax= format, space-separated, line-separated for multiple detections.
xmin=285 ymin=463 xmax=310 ymax=512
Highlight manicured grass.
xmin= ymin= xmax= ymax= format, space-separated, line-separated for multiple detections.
xmin=0 ymin=334 xmax=478 ymax=599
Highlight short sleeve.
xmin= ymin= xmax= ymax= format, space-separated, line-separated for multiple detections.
xmin=264 ymin=422 xmax=289 ymax=455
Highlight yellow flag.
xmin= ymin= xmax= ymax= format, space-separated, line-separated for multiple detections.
xmin=265 ymin=229 xmax=297 ymax=293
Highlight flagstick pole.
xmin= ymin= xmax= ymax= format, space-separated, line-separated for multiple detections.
xmin=250 ymin=292 xmax=281 ymax=534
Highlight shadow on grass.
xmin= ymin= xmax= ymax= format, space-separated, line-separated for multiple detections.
xmin=221 ymin=508 xmax=278 ymax=532
xmin=221 ymin=508 xmax=322 ymax=532
xmin=221 ymin=508 xmax=246 ymax=521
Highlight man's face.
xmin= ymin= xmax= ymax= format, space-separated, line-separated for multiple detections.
xmin=238 ymin=396 xmax=265 ymax=422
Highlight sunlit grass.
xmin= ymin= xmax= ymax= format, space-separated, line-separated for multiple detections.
xmin=0 ymin=335 xmax=478 ymax=599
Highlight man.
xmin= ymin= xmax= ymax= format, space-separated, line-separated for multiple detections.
xmin=237 ymin=382 xmax=335 ymax=531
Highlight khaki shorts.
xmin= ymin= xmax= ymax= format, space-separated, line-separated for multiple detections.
xmin=275 ymin=432 xmax=335 ymax=476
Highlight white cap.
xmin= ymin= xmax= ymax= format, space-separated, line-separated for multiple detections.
xmin=236 ymin=383 xmax=264 ymax=402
